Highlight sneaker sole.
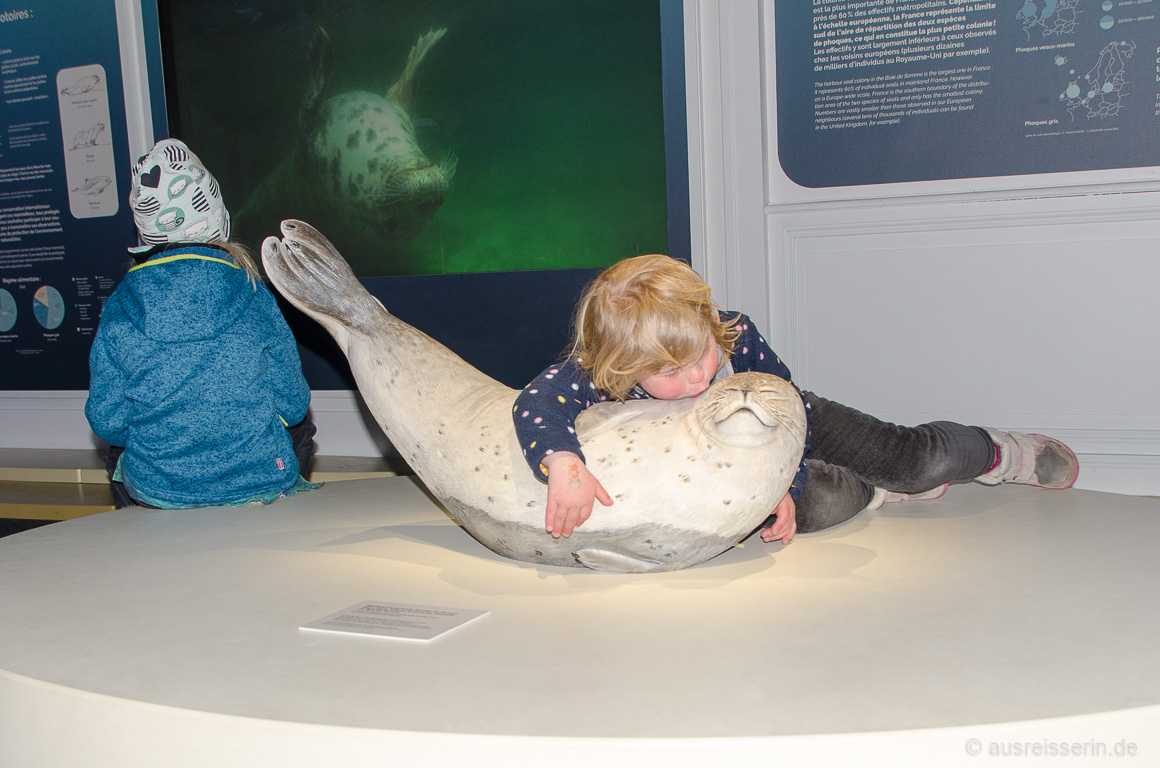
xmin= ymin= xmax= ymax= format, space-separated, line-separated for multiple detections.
xmin=1028 ymin=434 xmax=1080 ymax=490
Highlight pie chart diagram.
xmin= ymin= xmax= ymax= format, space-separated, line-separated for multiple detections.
xmin=33 ymin=286 xmax=65 ymax=330
xmin=0 ymin=289 xmax=16 ymax=332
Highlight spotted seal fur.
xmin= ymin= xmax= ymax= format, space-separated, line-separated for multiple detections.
xmin=238 ymin=27 xmax=453 ymax=274
xmin=262 ymin=220 xmax=807 ymax=572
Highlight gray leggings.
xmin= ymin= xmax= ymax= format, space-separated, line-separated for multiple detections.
xmin=793 ymin=391 xmax=996 ymax=533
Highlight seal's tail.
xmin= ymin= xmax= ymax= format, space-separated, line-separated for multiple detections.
xmin=261 ymin=219 xmax=384 ymax=350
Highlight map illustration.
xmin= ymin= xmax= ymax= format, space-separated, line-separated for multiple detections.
xmin=1017 ymin=0 xmax=1082 ymax=40
xmin=1060 ymin=41 xmax=1135 ymax=120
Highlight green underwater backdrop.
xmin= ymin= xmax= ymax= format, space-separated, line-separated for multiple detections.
xmin=161 ymin=0 xmax=670 ymax=278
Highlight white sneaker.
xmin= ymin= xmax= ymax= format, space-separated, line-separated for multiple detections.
xmin=975 ymin=429 xmax=1079 ymax=489
xmin=867 ymin=483 xmax=949 ymax=510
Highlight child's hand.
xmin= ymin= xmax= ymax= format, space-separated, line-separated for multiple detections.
xmin=542 ymin=452 xmax=613 ymax=538
xmin=760 ymin=492 xmax=796 ymax=545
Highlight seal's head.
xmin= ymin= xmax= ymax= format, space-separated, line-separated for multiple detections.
xmin=694 ymin=371 xmax=807 ymax=448
xmin=309 ymin=92 xmax=453 ymax=245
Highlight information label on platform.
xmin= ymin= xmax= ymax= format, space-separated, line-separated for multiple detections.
xmin=299 ymin=601 xmax=490 ymax=643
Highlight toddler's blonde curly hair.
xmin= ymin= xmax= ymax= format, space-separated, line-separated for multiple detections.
xmin=569 ymin=254 xmax=739 ymax=401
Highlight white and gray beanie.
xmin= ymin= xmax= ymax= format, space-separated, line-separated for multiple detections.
xmin=128 ymin=138 xmax=230 ymax=254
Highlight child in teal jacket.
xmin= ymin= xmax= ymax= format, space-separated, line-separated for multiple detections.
xmin=86 ymin=139 xmax=318 ymax=508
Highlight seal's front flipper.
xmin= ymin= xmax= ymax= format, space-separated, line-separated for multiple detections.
xmin=574 ymin=548 xmax=664 ymax=573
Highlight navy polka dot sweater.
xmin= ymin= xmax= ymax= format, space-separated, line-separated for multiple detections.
xmin=512 ymin=312 xmax=811 ymax=499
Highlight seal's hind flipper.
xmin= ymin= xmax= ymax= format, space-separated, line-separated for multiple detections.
xmin=261 ymin=219 xmax=384 ymax=346
xmin=574 ymin=548 xmax=664 ymax=573
xmin=386 ymin=28 xmax=446 ymax=111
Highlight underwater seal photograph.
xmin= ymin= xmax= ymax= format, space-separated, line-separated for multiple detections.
xmin=158 ymin=0 xmax=672 ymax=279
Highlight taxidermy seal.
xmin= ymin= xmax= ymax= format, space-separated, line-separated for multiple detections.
xmin=237 ymin=27 xmax=454 ymax=274
xmin=262 ymin=221 xmax=807 ymax=573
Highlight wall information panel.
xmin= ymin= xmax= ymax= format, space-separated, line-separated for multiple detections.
xmin=1 ymin=2 xmax=144 ymax=389
xmin=775 ymin=0 xmax=1159 ymax=187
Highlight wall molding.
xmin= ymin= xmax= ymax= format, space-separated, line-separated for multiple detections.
xmin=0 ymin=392 xmax=98 ymax=450
xmin=768 ymin=192 xmax=1160 ymax=239
xmin=0 ymin=390 xmax=390 ymax=458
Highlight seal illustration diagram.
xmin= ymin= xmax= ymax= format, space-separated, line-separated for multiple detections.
xmin=71 ymin=176 xmax=112 ymax=196
xmin=60 ymin=74 xmax=102 ymax=95
xmin=69 ymin=123 xmax=106 ymax=150
xmin=262 ymin=220 xmax=808 ymax=573
xmin=237 ymin=27 xmax=453 ymax=274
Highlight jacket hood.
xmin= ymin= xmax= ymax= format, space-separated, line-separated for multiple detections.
xmin=121 ymin=246 xmax=256 ymax=343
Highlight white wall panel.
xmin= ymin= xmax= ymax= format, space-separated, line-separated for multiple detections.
xmin=767 ymin=195 xmax=1160 ymax=493
xmin=774 ymin=202 xmax=1160 ymax=420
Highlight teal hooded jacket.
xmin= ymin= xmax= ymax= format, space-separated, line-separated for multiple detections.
xmin=85 ymin=245 xmax=310 ymax=506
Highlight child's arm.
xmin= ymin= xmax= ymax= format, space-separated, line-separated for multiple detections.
xmin=513 ymin=361 xmax=614 ymax=536
xmin=759 ymin=492 xmax=797 ymax=545
xmin=725 ymin=312 xmax=811 ymax=504
xmin=84 ymin=324 xmax=130 ymax=447
xmin=513 ymin=360 xmax=600 ymax=481
xmin=541 ymin=451 xmax=613 ymax=538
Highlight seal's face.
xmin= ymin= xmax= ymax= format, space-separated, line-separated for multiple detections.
xmin=695 ymin=372 xmax=806 ymax=448
xmin=310 ymin=92 xmax=452 ymax=244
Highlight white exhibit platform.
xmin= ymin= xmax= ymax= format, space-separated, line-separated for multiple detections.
xmin=1 ymin=476 xmax=1158 ymax=767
